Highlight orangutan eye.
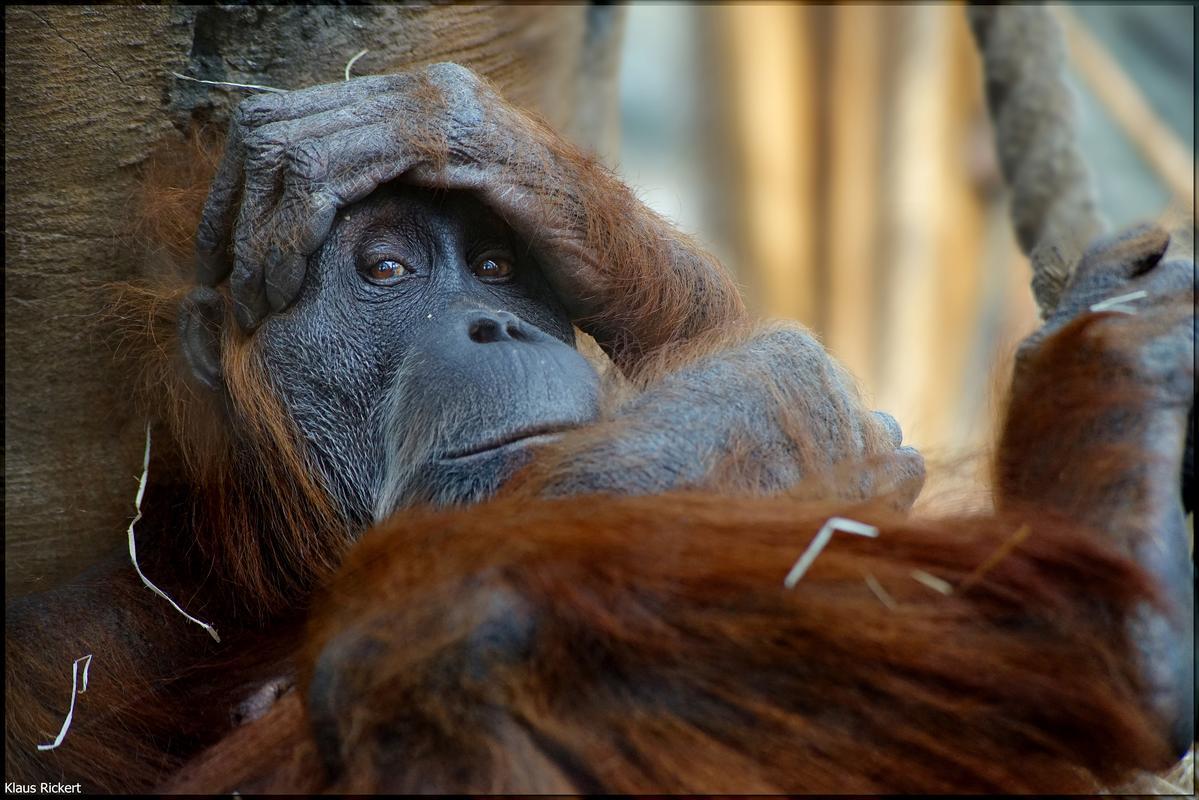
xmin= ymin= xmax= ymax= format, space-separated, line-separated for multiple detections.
xmin=472 ymin=256 xmax=514 ymax=283
xmin=367 ymin=259 xmax=406 ymax=282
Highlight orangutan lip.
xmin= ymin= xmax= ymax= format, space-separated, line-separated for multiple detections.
xmin=439 ymin=425 xmax=569 ymax=461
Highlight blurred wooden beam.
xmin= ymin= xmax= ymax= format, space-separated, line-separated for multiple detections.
xmin=716 ymin=4 xmax=817 ymax=325
xmin=876 ymin=5 xmax=954 ymax=447
xmin=826 ymin=4 xmax=882 ymax=386
xmin=926 ymin=8 xmax=991 ymax=453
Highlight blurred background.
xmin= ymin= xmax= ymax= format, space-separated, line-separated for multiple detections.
xmin=614 ymin=4 xmax=1194 ymax=500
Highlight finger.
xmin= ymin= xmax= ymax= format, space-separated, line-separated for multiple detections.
xmin=234 ymin=68 xmax=493 ymax=322
xmin=872 ymin=411 xmax=904 ymax=448
xmin=1098 ymin=257 xmax=1198 ymax=316
xmin=234 ymin=74 xmax=408 ymax=127
xmin=263 ymin=191 xmax=339 ymax=313
xmin=250 ymin=99 xmax=398 ymax=155
xmin=1076 ymin=223 xmax=1170 ymax=281
xmin=237 ymin=117 xmax=353 ymax=315
xmin=884 ymin=446 xmax=926 ymax=511
xmin=195 ymin=119 xmax=246 ymax=285
xmin=231 ymin=233 xmax=271 ymax=332
xmin=200 ymin=84 xmax=409 ymax=292
xmin=308 ymin=125 xmax=419 ymax=208
xmin=227 ymin=135 xmax=289 ymax=330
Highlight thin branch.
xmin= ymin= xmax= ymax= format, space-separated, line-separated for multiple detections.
xmin=37 ymin=654 xmax=93 ymax=751
xmin=1090 ymin=289 xmax=1147 ymax=314
xmin=344 ymin=48 xmax=369 ymax=81
xmin=127 ymin=422 xmax=221 ymax=642
xmin=170 ymin=71 xmax=284 ymax=94
xmin=957 ymin=523 xmax=1032 ymax=591
xmin=863 ymin=572 xmax=899 ymax=610
xmin=784 ymin=517 xmax=879 ymax=589
xmin=911 ymin=569 xmax=954 ymax=595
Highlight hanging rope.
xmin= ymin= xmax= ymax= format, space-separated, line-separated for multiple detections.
xmin=966 ymin=5 xmax=1107 ymax=316
xmin=970 ymin=7 xmax=1196 ymax=523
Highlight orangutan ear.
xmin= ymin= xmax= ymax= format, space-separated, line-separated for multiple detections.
xmin=178 ymin=287 xmax=227 ymax=392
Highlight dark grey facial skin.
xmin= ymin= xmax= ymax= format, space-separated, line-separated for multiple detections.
xmin=255 ymin=185 xmax=601 ymax=526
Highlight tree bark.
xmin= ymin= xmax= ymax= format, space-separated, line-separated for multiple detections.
xmin=4 ymin=4 xmax=625 ymax=597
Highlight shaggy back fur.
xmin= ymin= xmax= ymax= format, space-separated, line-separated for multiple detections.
xmin=162 ymin=492 xmax=1172 ymax=793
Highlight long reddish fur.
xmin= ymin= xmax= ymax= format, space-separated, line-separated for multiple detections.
xmin=162 ymin=492 xmax=1173 ymax=793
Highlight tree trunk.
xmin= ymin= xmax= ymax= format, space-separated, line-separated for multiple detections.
xmin=4 ymin=5 xmax=625 ymax=597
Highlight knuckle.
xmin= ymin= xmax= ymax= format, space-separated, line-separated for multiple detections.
xmin=287 ymin=140 xmax=327 ymax=183
xmin=244 ymin=131 xmax=285 ymax=164
xmin=231 ymin=103 xmax=252 ymax=130
xmin=424 ymin=61 xmax=482 ymax=90
xmin=234 ymin=96 xmax=273 ymax=128
xmin=423 ymin=62 xmax=487 ymax=122
xmin=1075 ymin=224 xmax=1171 ymax=284
xmin=1059 ymin=267 xmax=1124 ymax=311
xmin=755 ymin=325 xmax=823 ymax=363
xmin=898 ymin=447 xmax=927 ymax=487
xmin=872 ymin=411 xmax=903 ymax=446
xmin=896 ymin=445 xmax=925 ymax=474
xmin=233 ymin=299 xmax=262 ymax=333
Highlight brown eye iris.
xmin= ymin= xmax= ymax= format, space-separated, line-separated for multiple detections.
xmin=472 ymin=257 xmax=513 ymax=282
xmin=369 ymin=259 xmax=405 ymax=281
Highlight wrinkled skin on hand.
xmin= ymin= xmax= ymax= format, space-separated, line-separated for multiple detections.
xmin=508 ymin=324 xmax=926 ymax=508
xmin=196 ymin=63 xmax=746 ymax=370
